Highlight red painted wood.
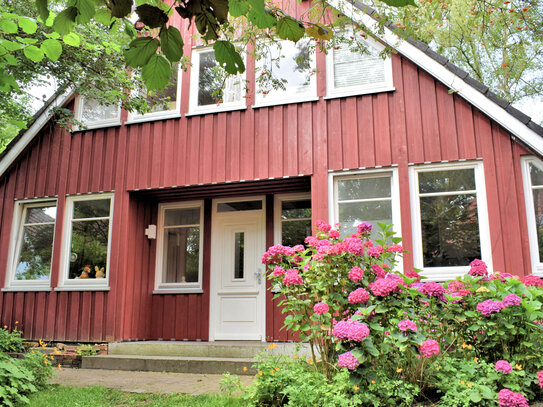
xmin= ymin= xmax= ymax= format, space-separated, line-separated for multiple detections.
xmin=79 ymin=133 xmax=93 ymax=192
xmin=327 ymin=99 xmax=343 ymax=170
xmin=2 ymin=292 xmax=14 ymax=328
xmin=92 ymin=129 xmax=105 ymax=192
xmin=298 ymin=102 xmax=313 ymax=175
xmin=269 ymin=106 xmax=283 ymax=178
xmin=66 ymin=133 xmax=82 ymax=194
xmin=285 ymin=104 xmax=298 ymax=176
xmin=163 ymin=295 xmax=176 ymax=340
xmin=255 ymin=109 xmax=270 ymax=179
xmin=55 ymin=293 xmax=68 ymax=341
xmin=435 ymin=84 xmax=459 ymax=161
xmin=419 ymin=74 xmax=441 ymax=162
xmin=403 ymin=62 xmax=424 ymax=164
xmin=342 ymin=98 xmax=358 ymax=169
xmin=357 ymin=95 xmax=376 ymax=168
xmin=35 ymin=132 xmax=50 ymax=198
xmin=34 ymin=292 xmax=46 ymax=339
xmin=14 ymin=155 xmax=28 ymax=199
xmin=67 ymin=292 xmax=80 ymax=341
xmin=373 ymin=93 xmax=392 ymax=167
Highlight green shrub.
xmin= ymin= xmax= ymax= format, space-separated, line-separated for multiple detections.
xmin=22 ymin=351 xmax=54 ymax=390
xmin=0 ymin=327 xmax=24 ymax=353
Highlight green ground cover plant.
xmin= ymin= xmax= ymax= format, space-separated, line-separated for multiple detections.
xmin=253 ymin=221 xmax=543 ymax=406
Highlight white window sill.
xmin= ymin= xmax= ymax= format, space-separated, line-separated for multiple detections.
xmin=2 ymin=286 xmax=52 ymax=292
xmin=72 ymin=121 xmax=122 ymax=132
xmin=55 ymin=286 xmax=110 ymax=292
xmin=419 ymin=267 xmax=469 ymax=282
xmin=153 ymin=288 xmax=204 ymax=294
xmin=125 ymin=113 xmax=182 ymax=125
xmin=324 ymin=86 xmax=396 ymax=100
xmin=252 ymin=96 xmax=320 ymax=109
xmin=186 ymin=105 xmax=247 ymax=117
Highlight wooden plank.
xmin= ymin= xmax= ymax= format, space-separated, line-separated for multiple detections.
xmin=357 ymin=96 xmax=375 ymax=168
xmin=66 ymin=133 xmax=82 ymax=194
xmin=67 ymin=292 xmax=80 ymax=341
xmin=0 ymin=179 xmax=16 ymax=277
xmin=435 ymin=83 xmax=459 ymax=161
xmin=102 ymin=127 xmax=116 ymax=191
xmin=174 ymin=295 xmax=188 ymax=339
xmin=270 ymin=106 xmax=284 ymax=178
xmin=34 ymin=292 xmax=47 ymax=340
xmin=255 ymin=109 xmax=270 ymax=179
xmin=418 ymin=73 xmax=441 ymax=162
xmin=214 ymin=114 xmax=227 ymax=183
xmin=201 ymin=114 xmax=214 ymax=184
xmin=150 ymin=121 xmax=163 ymax=188
xmin=327 ymin=99 xmax=343 ymax=170
xmin=2 ymin=292 xmax=14 ymax=328
xmin=187 ymin=116 xmax=201 ymax=184
xmin=241 ymin=109 xmax=255 ymax=180
xmin=14 ymin=293 xmax=25 ymax=335
xmin=200 ymin=199 xmax=212 ymax=341
xmin=298 ymin=102 xmax=313 ymax=175
xmin=163 ymin=295 xmax=176 ymax=340
xmin=138 ymin=122 xmax=152 ymax=189
xmin=24 ymin=138 xmax=40 ymax=197
xmin=187 ymin=294 xmax=198 ymax=340
xmin=78 ymin=133 xmax=93 ymax=192
xmin=125 ymin=127 xmax=139 ymax=190
xmin=402 ymin=60 xmax=424 ymax=164
xmin=175 ymin=116 xmax=188 ymax=186
xmin=55 ymin=293 xmax=68 ymax=341
xmin=455 ymin=97 xmax=477 ymax=159
xmin=35 ymin=132 xmax=51 ymax=198
xmin=23 ymin=292 xmax=35 ymax=338
xmin=14 ymin=155 xmax=28 ymax=199
xmin=92 ymin=292 xmax=105 ymax=341
xmin=163 ymin=119 xmax=176 ymax=187
xmin=151 ymin=295 xmax=162 ymax=339
xmin=91 ymin=129 xmax=105 ymax=192
xmin=373 ymin=93 xmax=392 ymax=167
xmin=79 ymin=291 xmax=92 ymax=342
xmin=284 ymin=104 xmax=298 ymax=176
xmin=341 ymin=98 xmax=358 ymax=170
xmin=227 ymin=111 xmax=241 ymax=181
xmin=44 ymin=292 xmax=57 ymax=340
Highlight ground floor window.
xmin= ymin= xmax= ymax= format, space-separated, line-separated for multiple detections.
xmin=521 ymin=156 xmax=543 ymax=276
xmin=275 ymin=194 xmax=312 ymax=246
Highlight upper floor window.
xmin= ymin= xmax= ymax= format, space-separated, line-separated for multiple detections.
xmin=410 ymin=162 xmax=491 ymax=281
xmin=75 ymin=97 xmax=121 ymax=129
xmin=128 ymin=66 xmax=182 ymax=122
xmin=59 ymin=194 xmax=113 ymax=290
xmin=4 ymin=200 xmax=57 ymax=291
xmin=326 ymin=34 xmax=393 ymax=99
xmin=189 ymin=47 xmax=245 ymax=114
xmin=275 ymin=194 xmax=312 ymax=246
xmin=254 ymin=39 xmax=317 ymax=107
xmin=521 ymin=157 xmax=543 ymax=276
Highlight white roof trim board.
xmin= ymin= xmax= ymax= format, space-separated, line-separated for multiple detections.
xmin=328 ymin=0 xmax=543 ymax=155
xmin=0 ymin=3 xmax=542 ymax=179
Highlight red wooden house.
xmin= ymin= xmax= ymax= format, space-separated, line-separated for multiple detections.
xmin=0 ymin=1 xmax=542 ymax=344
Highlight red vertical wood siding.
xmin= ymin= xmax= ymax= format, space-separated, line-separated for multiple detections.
xmin=0 ymin=34 xmax=536 ymax=342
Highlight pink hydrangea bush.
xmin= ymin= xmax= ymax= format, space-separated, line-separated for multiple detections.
xmin=419 ymin=339 xmax=440 ymax=358
xmin=495 ymin=360 xmax=513 ymax=374
xmin=498 ymin=389 xmax=529 ymax=407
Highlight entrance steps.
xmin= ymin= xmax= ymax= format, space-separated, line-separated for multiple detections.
xmin=81 ymin=341 xmax=309 ymax=376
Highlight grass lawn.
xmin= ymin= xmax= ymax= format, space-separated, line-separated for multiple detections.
xmin=27 ymin=385 xmax=245 ymax=407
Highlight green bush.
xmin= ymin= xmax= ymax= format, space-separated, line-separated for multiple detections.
xmin=0 ymin=327 xmax=24 ymax=353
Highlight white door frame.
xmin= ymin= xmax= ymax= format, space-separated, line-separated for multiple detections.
xmin=209 ymin=196 xmax=266 ymax=341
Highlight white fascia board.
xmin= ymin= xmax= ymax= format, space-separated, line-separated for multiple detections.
xmin=329 ymin=0 xmax=543 ymax=156
xmin=0 ymin=89 xmax=74 ymax=179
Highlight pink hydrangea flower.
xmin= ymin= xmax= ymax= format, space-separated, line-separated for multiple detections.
xmin=388 ymin=244 xmax=403 ymax=253
xmin=447 ymin=280 xmax=466 ymax=292
xmin=398 ymin=320 xmax=417 ymax=332
xmin=313 ymin=302 xmax=329 ymax=315
xmin=502 ymin=294 xmax=522 ymax=307
xmin=370 ymin=264 xmax=387 ymax=278
xmin=498 ymin=389 xmax=529 ymax=407
xmin=329 ymin=230 xmax=340 ymax=239
xmin=293 ymin=245 xmax=305 ymax=253
xmin=348 ymin=266 xmax=364 ymax=283
xmin=537 ymin=371 xmax=543 ymax=389
xmin=490 ymin=272 xmax=515 ymax=282
xmin=523 ymin=275 xmax=543 ymax=287
xmin=332 ymin=319 xmax=369 ymax=342
xmin=369 ymin=276 xmax=401 ymax=297
xmin=419 ymin=339 xmax=440 ymax=358
xmin=468 ymin=259 xmax=488 ymax=277
xmin=356 ymin=222 xmax=372 ymax=235
xmin=305 ymin=236 xmax=318 ymax=246
xmin=272 ymin=266 xmax=286 ymax=277
xmin=366 ymin=247 xmax=382 ymax=257
xmin=283 ymin=269 xmax=303 ymax=286
xmin=495 ymin=360 xmax=513 ymax=374
xmin=348 ymin=288 xmax=370 ymax=304
xmin=337 ymin=351 xmax=360 ymax=370
xmin=419 ymin=282 xmax=446 ymax=299
xmin=312 ymin=253 xmax=324 ymax=262
xmin=477 ymin=300 xmax=504 ymax=317
xmin=404 ymin=269 xmax=421 ymax=282
xmin=343 ymin=237 xmax=364 ymax=256
xmin=315 ymin=220 xmax=331 ymax=233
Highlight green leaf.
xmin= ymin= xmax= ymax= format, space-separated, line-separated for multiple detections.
xmin=247 ymin=0 xmax=276 ymax=28
xmin=8 ymin=119 xmax=26 ymax=128
xmin=136 ymin=4 xmax=168 ymax=28
xmin=68 ymin=0 xmax=96 ymax=24
xmin=94 ymin=8 xmax=113 ymax=25
xmin=380 ymin=0 xmax=415 ymax=6
xmin=213 ymin=40 xmax=245 ymax=75
xmin=19 ymin=37 xmax=38 ymax=44
xmin=0 ymin=19 xmax=18 ymax=34
xmin=45 ymin=31 xmax=60 ymax=39
xmin=23 ymin=45 xmax=44 ymax=62
xmin=109 ymin=0 xmax=132 ymax=18
xmin=41 ymin=39 xmax=62 ymax=61
xmin=305 ymin=23 xmax=332 ymax=41
xmin=53 ymin=7 xmax=77 ymax=35
xmin=228 ymin=0 xmax=249 ymax=17
xmin=63 ymin=32 xmax=80 ymax=47
xmin=18 ymin=17 xmax=38 ymax=34
xmin=276 ymin=17 xmax=305 ymax=42
xmin=124 ymin=37 xmax=159 ymax=68
xmin=142 ymin=55 xmax=171 ymax=90
xmin=36 ymin=0 xmax=50 ymax=22
xmin=3 ymin=54 xmax=17 ymax=65
xmin=1 ymin=40 xmax=22 ymax=51
xmin=159 ymin=26 xmax=184 ymax=63
xmin=209 ymin=0 xmax=228 ymax=23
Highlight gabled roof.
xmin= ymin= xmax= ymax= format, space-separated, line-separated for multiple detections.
xmin=0 ymin=2 xmax=542 ymax=180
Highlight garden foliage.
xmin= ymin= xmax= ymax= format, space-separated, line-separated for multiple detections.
xmin=256 ymin=221 xmax=543 ymax=406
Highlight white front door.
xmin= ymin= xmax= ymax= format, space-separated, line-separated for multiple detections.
xmin=210 ymin=198 xmax=266 ymax=340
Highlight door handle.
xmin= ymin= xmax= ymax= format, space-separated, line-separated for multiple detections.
xmin=254 ymin=269 xmax=262 ymax=285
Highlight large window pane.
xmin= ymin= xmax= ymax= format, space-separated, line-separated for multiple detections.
xmin=419 ymin=169 xmax=476 ymax=194
xmin=164 ymin=208 xmax=200 ymax=226
xmin=69 ymin=219 xmax=109 ymax=279
xmin=16 ymin=224 xmax=54 ymax=281
xmin=74 ymin=199 xmax=111 ymax=219
xmin=533 ymin=189 xmax=543 ymax=262
xmin=282 ymin=219 xmax=312 ymax=247
xmin=163 ymin=226 xmax=200 ymax=283
xmin=197 ymin=51 xmax=242 ymax=107
xmin=281 ymin=200 xmax=311 ymax=219
xmin=338 ymin=177 xmax=391 ymax=200
xmin=338 ymin=200 xmax=392 ymax=237
xmin=80 ymin=98 xmax=120 ymax=124
xmin=530 ymin=163 xmax=543 ymax=186
xmin=420 ymin=194 xmax=480 ymax=267
xmin=333 ymin=43 xmax=384 ymax=89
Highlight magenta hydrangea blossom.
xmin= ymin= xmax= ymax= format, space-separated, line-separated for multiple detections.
xmin=388 ymin=244 xmax=403 ymax=253
xmin=348 ymin=266 xmax=364 ymax=283
xmin=356 ymin=222 xmax=372 ymax=235
xmin=404 ymin=269 xmax=421 ymax=282
xmin=272 ymin=266 xmax=286 ymax=277
xmin=261 ymin=244 xmax=295 ymax=265
xmin=398 ymin=320 xmax=417 ymax=332
xmin=419 ymin=282 xmax=446 ymax=298
xmin=538 ymin=371 xmax=543 ymax=389
xmin=419 ymin=339 xmax=440 ymax=358
xmin=476 ymin=300 xmax=504 ymax=317
xmin=332 ymin=320 xmax=351 ymax=340
xmin=304 ymin=236 xmax=318 ymax=246
xmin=282 ymin=269 xmax=303 ymax=286
xmin=315 ymin=220 xmax=331 ymax=233
xmin=332 ymin=319 xmax=370 ymax=342
xmin=523 ymin=274 xmax=543 ymax=287
xmin=342 ymin=237 xmax=365 ymax=256
xmin=498 ymin=389 xmax=529 ymax=407
xmin=502 ymin=294 xmax=522 ymax=307
xmin=369 ymin=276 xmax=401 ymax=297
xmin=348 ymin=288 xmax=370 ymax=304
xmin=468 ymin=259 xmax=488 ymax=277
xmin=313 ymin=302 xmax=329 ymax=315
xmin=329 ymin=229 xmax=340 ymax=239
xmin=370 ymin=264 xmax=387 ymax=278
xmin=495 ymin=360 xmax=513 ymax=374
xmin=337 ymin=351 xmax=360 ymax=370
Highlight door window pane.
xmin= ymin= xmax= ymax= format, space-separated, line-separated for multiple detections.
xmin=234 ymin=232 xmax=244 ymax=279
xmin=532 ymin=189 xmax=543 ymax=262
xmin=73 ymin=199 xmax=111 ymax=219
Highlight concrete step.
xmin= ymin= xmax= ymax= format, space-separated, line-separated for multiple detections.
xmin=82 ymin=354 xmax=256 ymax=375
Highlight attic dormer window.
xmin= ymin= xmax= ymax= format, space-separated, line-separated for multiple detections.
xmin=75 ymin=97 xmax=121 ymax=130
xmin=325 ymin=34 xmax=394 ymax=99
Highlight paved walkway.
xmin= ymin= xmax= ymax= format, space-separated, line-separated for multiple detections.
xmin=50 ymin=368 xmax=254 ymax=395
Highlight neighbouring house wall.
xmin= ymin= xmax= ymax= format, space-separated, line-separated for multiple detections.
xmin=0 ymin=46 xmax=535 ymax=342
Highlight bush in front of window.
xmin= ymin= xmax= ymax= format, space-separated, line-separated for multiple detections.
xmin=261 ymin=221 xmax=543 ymax=406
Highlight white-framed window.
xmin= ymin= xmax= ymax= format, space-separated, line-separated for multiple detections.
xmin=188 ymin=47 xmax=245 ymax=115
xmin=58 ymin=193 xmax=114 ymax=290
xmin=325 ymin=34 xmax=394 ymax=99
xmin=521 ymin=156 xmax=543 ymax=276
xmin=3 ymin=199 xmax=57 ymax=291
xmin=254 ymin=39 xmax=317 ymax=108
xmin=127 ymin=66 xmax=182 ymax=123
xmin=274 ymin=194 xmax=312 ymax=246
xmin=330 ymin=169 xmax=401 ymax=240
xmin=410 ymin=161 xmax=492 ymax=281
xmin=154 ymin=201 xmax=204 ymax=293
xmin=74 ymin=96 xmax=121 ymax=129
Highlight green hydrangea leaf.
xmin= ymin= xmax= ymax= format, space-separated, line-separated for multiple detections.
xmin=141 ymin=54 xmax=171 ymax=90
xmin=276 ymin=17 xmax=305 ymax=42
xmin=23 ymin=45 xmax=45 ymax=62
xmin=159 ymin=25 xmax=184 ymax=63
xmin=41 ymin=38 xmax=62 ymax=61
xmin=124 ymin=37 xmax=159 ymax=68
xmin=213 ymin=40 xmax=245 ymax=75
xmin=94 ymin=7 xmax=113 ymax=25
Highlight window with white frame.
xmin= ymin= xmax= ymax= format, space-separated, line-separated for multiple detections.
xmin=189 ymin=47 xmax=245 ymax=114
xmin=326 ymin=34 xmax=393 ymax=99
xmin=75 ymin=97 xmax=121 ymax=129
xmin=128 ymin=66 xmax=182 ymax=122
xmin=59 ymin=194 xmax=113 ymax=289
xmin=5 ymin=200 xmax=57 ymax=290
xmin=155 ymin=202 xmax=204 ymax=292
xmin=521 ymin=157 xmax=543 ymax=276
xmin=254 ymin=39 xmax=317 ymax=107
xmin=410 ymin=162 xmax=491 ymax=280
xmin=332 ymin=171 xmax=400 ymax=240
xmin=275 ymin=195 xmax=312 ymax=246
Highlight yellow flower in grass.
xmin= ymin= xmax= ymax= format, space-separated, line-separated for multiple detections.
xmin=353 ymin=385 xmax=359 ymax=391
xmin=474 ymin=357 xmax=479 ymax=363
xmin=467 ymin=382 xmax=472 ymax=387
xmin=293 ymin=354 xmax=298 ymax=359
xmin=371 ymin=380 xmax=376 ymax=384
xmin=396 ymin=367 xmax=403 ymax=373
xmin=460 ymin=380 xmax=465 ymax=385
xmin=275 ymin=367 xmax=279 ymax=371
xmin=58 ymin=364 xmax=62 ymax=370
xmin=307 ymin=359 xmax=313 ymax=365
xmin=270 ymin=370 xmax=275 ymax=375
xmin=515 ymin=364 xmax=522 ymax=370
xmin=258 ymin=371 xmax=263 ymax=376
xmin=3 ymin=325 xmax=7 ymax=329
xmin=462 ymin=342 xmax=468 ymax=349
xmin=268 ymin=343 xmax=277 ymax=350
